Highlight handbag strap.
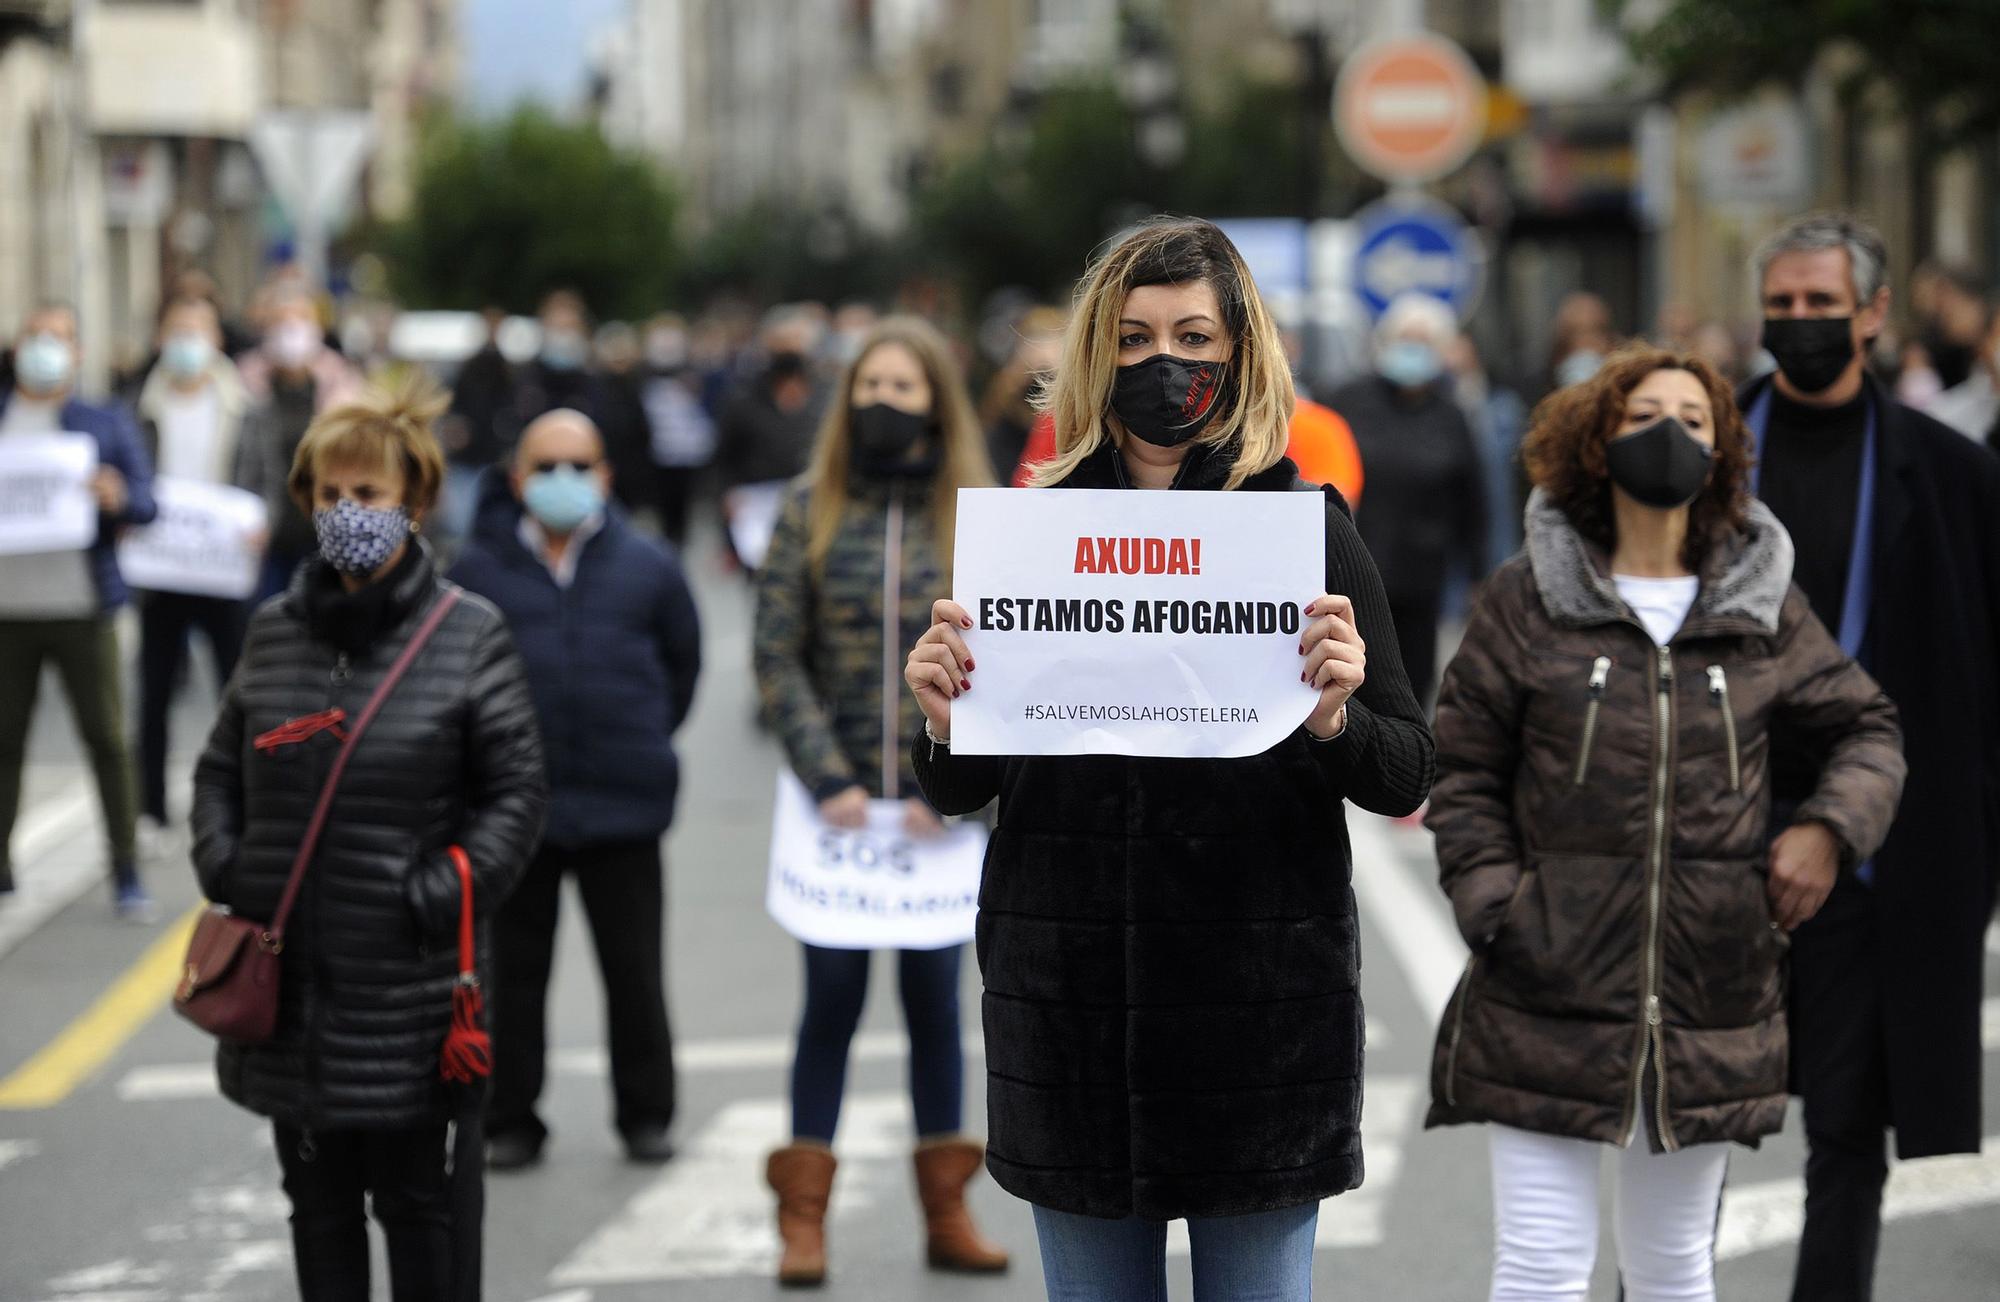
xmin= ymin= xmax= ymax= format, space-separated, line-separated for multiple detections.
xmin=265 ymin=585 xmax=465 ymax=945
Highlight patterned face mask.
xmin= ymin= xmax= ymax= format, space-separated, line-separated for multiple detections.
xmin=313 ymin=498 xmax=412 ymax=577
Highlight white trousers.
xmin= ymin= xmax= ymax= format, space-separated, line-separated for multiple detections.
xmin=1488 ymin=1125 xmax=1730 ymax=1302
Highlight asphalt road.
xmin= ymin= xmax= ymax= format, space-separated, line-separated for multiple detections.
xmin=1 ymin=534 xmax=1995 ymax=1301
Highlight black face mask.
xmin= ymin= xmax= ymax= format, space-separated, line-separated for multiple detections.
xmin=849 ymin=403 xmax=933 ymax=474
xmin=1110 ymin=354 xmax=1230 ymax=447
xmin=1606 ymin=416 xmax=1713 ymax=509
xmin=1762 ymin=317 xmax=1856 ymax=395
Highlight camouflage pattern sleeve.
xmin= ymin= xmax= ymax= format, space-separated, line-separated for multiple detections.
xmin=753 ymin=485 xmax=860 ymax=800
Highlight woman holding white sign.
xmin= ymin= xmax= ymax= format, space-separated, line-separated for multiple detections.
xmin=751 ymin=316 xmax=1008 ymax=1285
xmin=907 ymin=217 xmax=1435 ymax=1300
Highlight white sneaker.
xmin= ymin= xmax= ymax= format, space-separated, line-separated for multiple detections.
xmin=136 ymin=816 xmax=172 ymax=862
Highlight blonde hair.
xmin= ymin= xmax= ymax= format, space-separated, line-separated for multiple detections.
xmin=1031 ymin=217 xmax=1294 ymax=490
xmin=288 ymin=371 xmax=449 ymax=519
xmin=804 ymin=316 xmax=995 ymax=575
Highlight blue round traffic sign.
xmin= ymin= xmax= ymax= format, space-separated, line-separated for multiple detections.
xmin=1350 ymin=198 xmax=1484 ymax=320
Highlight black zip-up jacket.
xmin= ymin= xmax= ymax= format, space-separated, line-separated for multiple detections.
xmin=191 ymin=541 xmax=547 ymax=1131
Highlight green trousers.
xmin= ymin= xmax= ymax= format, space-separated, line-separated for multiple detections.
xmin=0 ymin=616 xmax=140 ymax=889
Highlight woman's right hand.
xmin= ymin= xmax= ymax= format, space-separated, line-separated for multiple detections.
xmin=905 ymin=598 xmax=975 ymax=740
xmin=818 ymin=785 xmax=870 ymax=829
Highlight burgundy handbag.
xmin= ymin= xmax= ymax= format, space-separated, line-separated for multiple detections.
xmin=174 ymin=587 xmax=463 ymax=1044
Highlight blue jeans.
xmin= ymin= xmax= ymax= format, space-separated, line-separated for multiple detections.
xmin=1032 ymin=1202 xmax=1319 ymax=1301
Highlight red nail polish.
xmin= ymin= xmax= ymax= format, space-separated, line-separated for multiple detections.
xmin=964 ymin=658 xmax=974 ymax=670
xmin=961 ymin=618 xmax=972 ymax=628
xmin=960 ymin=679 xmax=971 ymax=691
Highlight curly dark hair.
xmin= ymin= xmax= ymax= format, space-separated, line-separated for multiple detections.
xmin=1521 ymin=345 xmax=1753 ymax=570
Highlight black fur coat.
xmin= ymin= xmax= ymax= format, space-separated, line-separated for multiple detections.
xmin=913 ymin=443 xmax=1435 ymax=1220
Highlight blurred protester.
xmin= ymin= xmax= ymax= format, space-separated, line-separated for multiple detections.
xmin=1691 ymin=319 xmax=1747 ymax=385
xmin=978 ymin=305 xmax=1066 ymax=481
xmin=589 ymin=321 xmax=659 ymax=514
xmin=0 ymin=304 xmax=158 ymax=917
xmin=239 ymin=284 xmax=363 ymax=599
xmin=826 ymin=301 xmax=880 ymax=368
xmin=1909 ymin=262 xmax=1989 ymax=393
xmin=908 ymin=218 xmax=1431 ymax=1302
xmin=1891 ymin=339 xmax=1944 ymax=409
xmin=1447 ymin=333 xmax=1528 ymax=565
xmin=1426 ymin=347 xmax=1904 ymax=1302
xmin=639 ymin=313 xmax=716 ymax=547
xmin=438 ymin=307 xmax=519 ymax=550
xmin=1652 ymin=300 xmax=1700 ymax=354
xmin=1928 ymin=298 xmax=1999 ymax=443
xmin=514 ymin=292 xmax=650 ymax=516
xmin=752 ymin=316 xmax=1003 ymax=1286
xmin=1748 ymin=211 xmax=2000 ymax=1302
xmin=191 ymin=377 xmax=546 ymax=1301
xmin=1328 ymin=293 xmax=1487 ymax=708
xmin=173 ymin=268 xmax=258 ymax=359
xmin=718 ymin=311 xmax=831 ymax=570
xmin=1545 ymin=291 xmax=1617 ymax=395
xmin=131 ymin=295 xmax=268 ymax=840
xmin=451 ymin=409 xmax=700 ymax=1171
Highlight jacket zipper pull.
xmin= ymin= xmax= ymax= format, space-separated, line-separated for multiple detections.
xmin=1706 ymin=665 xmax=1741 ymax=792
xmin=1572 ymin=656 xmax=1612 ymax=786
xmin=1646 ymin=994 xmax=1662 ymax=1026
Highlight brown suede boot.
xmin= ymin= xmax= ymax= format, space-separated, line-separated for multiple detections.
xmin=766 ymin=1142 xmax=837 ymax=1287
xmin=913 ymin=1137 xmax=1011 ymax=1273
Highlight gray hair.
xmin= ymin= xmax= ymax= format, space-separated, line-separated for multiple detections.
xmin=1752 ymin=212 xmax=1889 ymax=307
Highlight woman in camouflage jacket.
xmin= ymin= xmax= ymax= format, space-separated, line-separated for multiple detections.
xmin=751 ymin=316 xmax=1005 ymax=1285
xmin=1424 ymin=347 xmax=1905 ymax=1300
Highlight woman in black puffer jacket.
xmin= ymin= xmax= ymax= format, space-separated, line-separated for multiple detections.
xmin=191 ymin=377 xmax=546 ymax=1301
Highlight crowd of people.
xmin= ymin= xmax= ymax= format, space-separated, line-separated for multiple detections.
xmin=0 ymin=205 xmax=1994 ymax=1302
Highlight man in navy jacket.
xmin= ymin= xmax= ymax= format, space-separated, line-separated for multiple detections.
xmin=0 ymin=303 xmax=158 ymax=918
xmin=450 ymin=407 xmax=701 ymax=1168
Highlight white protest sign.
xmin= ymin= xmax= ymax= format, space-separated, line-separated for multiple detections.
xmin=765 ymin=774 xmax=985 ymax=951
xmin=117 ymin=477 xmax=268 ymax=599
xmin=725 ymin=481 xmax=787 ymax=570
xmin=0 ymin=434 xmax=98 ymax=556
xmin=950 ymin=487 xmax=1325 ymax=757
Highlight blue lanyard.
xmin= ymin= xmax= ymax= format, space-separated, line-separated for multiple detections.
xmin=1745 ymin=388 xmax=1877 ymax=662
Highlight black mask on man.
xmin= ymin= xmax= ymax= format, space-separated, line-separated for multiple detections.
xmin=849 ymin=403 xmax=933 ymax=474
xmin=1761 ymin=317 xmax=1856 ymax=395
xmin=1110 ymin=354 xmax=1230 ymax=447
xmin=1605 ymin=416 xmax=1713 ymax=509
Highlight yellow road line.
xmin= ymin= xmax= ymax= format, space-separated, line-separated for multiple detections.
xmin=0 ymin=906 xmax=200 ymax=1110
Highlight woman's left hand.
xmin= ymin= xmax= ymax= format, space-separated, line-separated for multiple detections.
xmin=902 ymin=799 xmax=944 ymax=840
xmin=1300 ymin=592 xmax=1365 ymax=739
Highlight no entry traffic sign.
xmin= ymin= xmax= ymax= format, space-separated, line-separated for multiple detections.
xmin=1334 ymin=33 xmax=1487 ymax=184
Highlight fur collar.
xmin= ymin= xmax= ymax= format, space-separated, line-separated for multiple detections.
xmin=1525 ymin=488 xmax=1794 ymax=634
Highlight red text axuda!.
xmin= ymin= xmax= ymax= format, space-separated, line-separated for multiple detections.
xmin=1073 ymin=536 xmax=1202 ymax=576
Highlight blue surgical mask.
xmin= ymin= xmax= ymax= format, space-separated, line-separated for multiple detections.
xmin=313 ymin=498 xmax=412 ymax=577
xmin=540 ymin=329 xmax=589 ymax=371
xmin=15 ymin=333 xmax=75 ymax=394
xmin=1378 ymin=340 xmax=1442 ymax=389
xmin=521 ymin=466 xmax=604 ymax=533
xmin=1556 ymin=349 xmax=1604 ymax=388
xmin=162 ymin=334 xmax=213 ymax=380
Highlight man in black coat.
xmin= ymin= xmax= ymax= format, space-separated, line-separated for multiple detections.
xmin=1327 ymin=292 xmax=1487 ymax=710
xmin=450 ymin=409 xmax=702 ymax=1170
xmin=1745 ymin=211 xmax=2000 ymax=1302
